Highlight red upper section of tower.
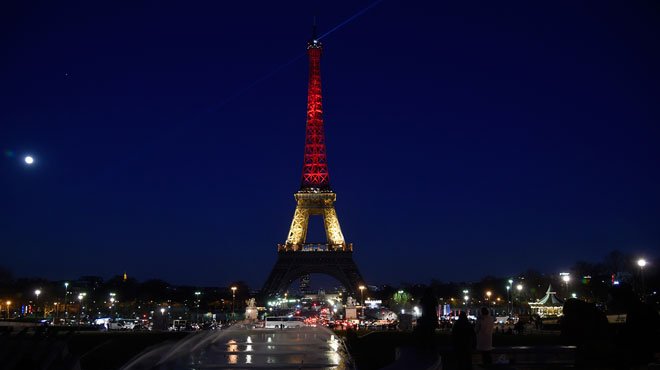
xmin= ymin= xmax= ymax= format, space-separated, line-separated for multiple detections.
xmin=300 ymin=37 xmax=330 ymax=190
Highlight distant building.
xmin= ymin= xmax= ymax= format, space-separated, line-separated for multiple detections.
xmin=299 ymin=274 xmax=310 ymax=293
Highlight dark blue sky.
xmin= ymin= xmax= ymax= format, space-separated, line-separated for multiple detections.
xmin=2 ymin=1 xmax=659 ymax=288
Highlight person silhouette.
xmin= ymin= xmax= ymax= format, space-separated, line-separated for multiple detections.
xmin=414 ymin=288 xmax=439 ymax=349
xmin=453 ymin=312 xmax=475 ymax=370
xmin=609 ymin=284 xmax=660 ymax=369
xmin=561 ymin=298 xmax=612 ymax=368
xmin=475 ymin=307 xmax=494 ymax=367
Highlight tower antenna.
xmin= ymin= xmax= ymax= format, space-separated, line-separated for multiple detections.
xmin=312 ymin=15 xmax=317 ymax=39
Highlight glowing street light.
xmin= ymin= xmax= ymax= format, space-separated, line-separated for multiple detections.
xmin=63 ymin=282 xmax=69 ymax=322
xmin=506 ymin=285 xmax=511 ymax=316
xmin=5 ymin=301 xmax=11 ymax=319
xmin=638 ymin=258 xmax=647 ymax=301
xmin=486 ymin=291 xmax=492 ymax=300
xmin=109 ymin=295 xmax=116 ymax=318
xmin=561 ymin=274 xmax=570 ymax=298
xmin=516 ymin=284 xmax=523 ymax=292
xmin=231 ymin=287 xmax=237 ymax=320
xmin=34 ymin=289 xmax=41 ymax=317
xmin=78 ymin=293 xmax=85 ymax=324
xmin=359 ymin=285 xmax=366 ymax=320
xmin=195 ymin=291 xmax=201 ymax=323
xmin=25 ymin=156 xmax=34 ymax=165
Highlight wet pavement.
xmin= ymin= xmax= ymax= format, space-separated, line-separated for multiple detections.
xmin=121 ymin=327 xmax=354 ymax=370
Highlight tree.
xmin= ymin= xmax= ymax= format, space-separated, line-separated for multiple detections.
xmin=391 ymin=290 xmax=412 ymax=313
xmin=604 ymin=250 xmax=626 ymax=275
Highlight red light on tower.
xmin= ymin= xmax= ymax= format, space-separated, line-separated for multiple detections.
xmin=301 ymin=31 xmax=330 ymax=190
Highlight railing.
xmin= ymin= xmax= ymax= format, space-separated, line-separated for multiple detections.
xmin=277 ymin=243 xmax=353 ymax=252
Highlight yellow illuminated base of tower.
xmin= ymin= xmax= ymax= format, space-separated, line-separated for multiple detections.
xmin=281 ymin=191 xmax=351 ymax=252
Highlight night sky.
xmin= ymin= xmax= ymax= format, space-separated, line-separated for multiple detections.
xmin=2 ymin=1 xmax=659 ymax=288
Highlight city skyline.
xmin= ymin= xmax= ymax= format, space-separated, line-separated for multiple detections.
xmin=2 ymin=1 xmax=659 ymax=287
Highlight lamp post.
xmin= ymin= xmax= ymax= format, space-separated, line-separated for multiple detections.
xmin=231 ymin=287 xmax=237 ymax=321
xmin=63 ymin=282 xmax=69 ymax=323
xmin=516 ymin=284 xmax=523 ymax=314
xmin=486 ymin=291 xmax=492 ymax=301
xmin=34 ymin=289 xmax=41 ymax=317
xmin=78 ymin=294 xmax=84 ymax=324
xmin=562 ymin=275 xmax=570 ymax=299
xmin=5 ymin=301 xmax=10 ymax=319
xmin=462 ymin=289 xmax=469 ymax=314
xmin=508 ymin=280 xmax=513 ymax=316
xmin=638 ymin=259 xmax=647 ymax=301
xmin=195 ymin=291 xmax=201 ymax=324
xmin=506 ymin=285 xmax=511 ymax=316
xmin=108 ymin=292 xmax=117 ymax=319
xmin=359 ymin=285 xmax=366 ymax=321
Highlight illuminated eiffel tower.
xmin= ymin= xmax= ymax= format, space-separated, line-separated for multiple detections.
xmin=261 ymin=27 xmax=366 ymax=298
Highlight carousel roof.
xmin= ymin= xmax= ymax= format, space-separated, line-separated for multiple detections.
xmin=530 ymin=284 xmax=564 ymax=306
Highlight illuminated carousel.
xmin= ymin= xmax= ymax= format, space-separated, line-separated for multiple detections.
xmin=529 ymin=284 xmax=565 ymax=317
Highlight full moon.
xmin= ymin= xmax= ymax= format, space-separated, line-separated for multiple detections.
xmin=25 ymin=156 xmax=34 ymax=164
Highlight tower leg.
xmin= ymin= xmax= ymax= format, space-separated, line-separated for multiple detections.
xmin=322 ymin=207 xmax=345 ymax=247
xmin=286 ymin=207 xmax=310 ymax=249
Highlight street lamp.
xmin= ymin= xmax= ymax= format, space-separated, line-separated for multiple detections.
xmin=507 ymin=280 xmax=513 ymax=315
xmin=359 ymin=285 xmax=366 ymax=321
xmin=109 ymin=293 xmax=116 ymax=318
xmin=64 ymin=282 xmax=69 ymax=322
xmin=562 ymin=274 xmax=570 ymax=299
xmin=5 ymin=301 xmax=10 ymax=319
xmin=514 ymin=284 xmax=523 ymax=314
xmin=231 ymin=287 xmax=237 ymax=321
xmin=195 ymin=291 xmax=201 ymax=323
xmin=506 ymin=285 xmax=511 ymax=316
xmin=638 ymin=259 xmax=647 ymax=301
xmin=462 ymin=290 xmax=470 ymax=314
xmin=110 ymin=297 xmax=115 ymax=318
xmin=486 ymin=291 xmax=492 ymax=300
xmin=78 ymin=294 xmax=84 ymax=324
xmin=34 ymin=289 xmax=41 ymax=317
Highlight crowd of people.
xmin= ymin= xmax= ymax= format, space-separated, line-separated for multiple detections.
xmin=412 ymin=284 xmax=660 ymax=369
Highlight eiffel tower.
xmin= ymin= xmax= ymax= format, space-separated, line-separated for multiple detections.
xmin=261 ymin=27 xmax=366 ymax=298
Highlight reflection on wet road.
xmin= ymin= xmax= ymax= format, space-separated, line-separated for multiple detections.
xmin=121 ymin=327 xmax=353 ymax=369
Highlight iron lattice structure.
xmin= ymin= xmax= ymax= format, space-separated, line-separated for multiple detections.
xmin=262 ymin=31 xmax=365 ymax=298
xmin=301 ymin=38 xmax=329 ymax=189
